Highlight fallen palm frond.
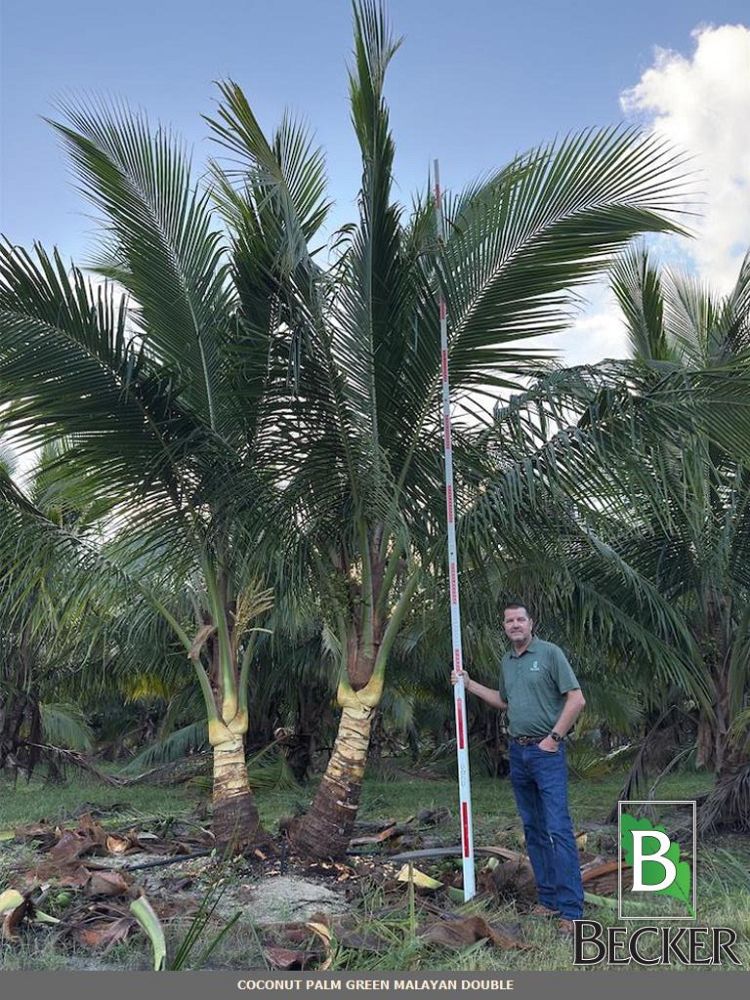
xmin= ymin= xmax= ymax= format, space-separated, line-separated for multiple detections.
xmin=0 ymin=811 xmax=239 ymax=966
xmin=9 ymin=810 xmax=213 ymax=865
xmin=19 ymin=744 xmax=123 ymax=786
xmin=122 ymin=723 xmax=208 ymax=772
xmin=348 ymin=808 xmax=451 ymax=849
xmin=21 ymin=743 xmax=210 ymax=788
xmin=257 ymin=903 xmax=530 ymax=972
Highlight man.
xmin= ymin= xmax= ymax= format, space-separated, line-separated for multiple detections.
xmin=451 ymin=600 xmax=586 ymax=935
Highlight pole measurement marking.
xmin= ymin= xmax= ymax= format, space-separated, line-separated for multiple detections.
xmin=461 ymin=803 xmax=471 ymax=858
xmin=434 ymin=160 xmax=476 ymax=900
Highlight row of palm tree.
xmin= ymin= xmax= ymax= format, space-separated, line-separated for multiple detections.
xmin=2 ymin=2 xmax=749 ymax=852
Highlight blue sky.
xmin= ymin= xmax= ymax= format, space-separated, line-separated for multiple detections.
xmin=2 ymin=0 xmax=748 ymax=264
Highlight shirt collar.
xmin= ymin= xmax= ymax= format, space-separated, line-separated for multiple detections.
xmin=508 ymin=636 xmax=540 ymax=659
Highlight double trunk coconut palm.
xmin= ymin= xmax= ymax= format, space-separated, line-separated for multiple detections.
xmin=200 ymin=1 xmax=696 ymax=856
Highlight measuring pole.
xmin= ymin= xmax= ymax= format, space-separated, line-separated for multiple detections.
xmin=434 ymin=160 xmax=476 ymax=901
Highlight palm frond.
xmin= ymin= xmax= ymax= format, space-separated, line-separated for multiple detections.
xmin=610 ymin=244 xmax=675 ymax=362
xmin=123 ymin=721 xmax=208 ymax=771
xmin=442 ymin=127 xmax=691 ymax=389
xmin=50 ymin=98 xmax=234 ymax=434
xmin=207 ymin=82 xmax=332 ymax=248
xmin=39 ymin=702 xmax=93 ymax=751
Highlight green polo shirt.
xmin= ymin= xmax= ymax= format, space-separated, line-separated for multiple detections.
xmin=498 ymin=637 xmax=580 ymax=738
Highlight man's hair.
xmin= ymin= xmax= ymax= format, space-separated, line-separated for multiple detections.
xmin=503 ymin=599 xmax=533 ymax=620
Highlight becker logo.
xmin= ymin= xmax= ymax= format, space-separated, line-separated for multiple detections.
xmin=618 ymin=801 xmax=694 ymax=918
xmin=573 ymin=801 xmax=742 ymax=967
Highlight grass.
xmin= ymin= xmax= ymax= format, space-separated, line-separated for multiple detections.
xmin=0 ymin=761 xmax=716 ymax=832
xmin=0 ymin=773 xmax=196 ymax=830
xmin=1 ymin=765 xmax=747 ymax=973
xmin=357 ymin=768 xmax=717 ymax=854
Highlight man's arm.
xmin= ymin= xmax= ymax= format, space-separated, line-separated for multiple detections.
xmin=552 ymin=688 xmax=586 ymax=736
xmin=451 ymin=669 xmax=507 ymax=710
xmin=538 ymin=688 xmax=586 ymax=752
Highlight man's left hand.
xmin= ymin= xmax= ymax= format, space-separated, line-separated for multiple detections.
xmin=537 ymin=735 xmax=559 ymax=753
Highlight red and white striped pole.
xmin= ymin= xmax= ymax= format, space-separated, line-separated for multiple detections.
xmin=434 ymin=160 xmax=476 ymax=901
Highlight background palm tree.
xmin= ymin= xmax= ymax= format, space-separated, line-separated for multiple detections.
xmin=607 ymin=245 xmax=750 ymax=827
xmin=0 ymin=446 xmax=98 ymax=778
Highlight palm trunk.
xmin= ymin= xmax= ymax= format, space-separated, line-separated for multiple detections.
xmin=211 ymin=733 xmax=262 ymax=852
xmin=291 ymin=678 xmax=381 ymax=858
xmin=695 ymin=652 xmax=730 ymax=772
xmin=713 ymin=663 xmax=731 ymax=774
xmin=189 ymin=573 xmax=269 ymax=855
xmin=696 ymin=712 xmax=715 ymax=769
xmin=697 ymin=641 xmax=750 ymax=831
xmin=0 ymin=688 xmax=33 ymax=775
xmin=291 ymin=545 xmax=415 ymax=859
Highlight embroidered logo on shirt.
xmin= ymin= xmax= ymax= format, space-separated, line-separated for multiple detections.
xmin=530 ymin=660 xmax=540 ymax=671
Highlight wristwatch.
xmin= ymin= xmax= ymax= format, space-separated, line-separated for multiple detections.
xmin=550 ymin=730 xmax=563 ymax=743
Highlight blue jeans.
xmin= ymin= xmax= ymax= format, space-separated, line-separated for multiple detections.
xmin=509 ymin=741 xmax=583 ymax=919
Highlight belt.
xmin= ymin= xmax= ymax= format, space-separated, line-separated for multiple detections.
xmin=511 ymin=735 xmax=545 ymax=745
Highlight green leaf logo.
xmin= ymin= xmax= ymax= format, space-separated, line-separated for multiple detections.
xmin=620 ymin=812 xmax=694 ymax=916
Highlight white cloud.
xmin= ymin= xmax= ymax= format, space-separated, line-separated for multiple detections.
xmin=542 ymin=282 xmax=629 ymax=366
xmin=552 ymin=23 xmax=750 ymax=370
xmin=621 ymin=23 xmax=750 ymax=293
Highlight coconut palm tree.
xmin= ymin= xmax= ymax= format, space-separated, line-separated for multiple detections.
xmin=0 ymin=98 xmax=287 ymax=848
xmin=200 ymin=0 xmax=705 ymax=856
xmin=607 ymin=245 xmax=750 ymax=828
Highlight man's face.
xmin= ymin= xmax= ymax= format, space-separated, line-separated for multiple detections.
xmin=503 ymin=606 xmax=533 ymax=644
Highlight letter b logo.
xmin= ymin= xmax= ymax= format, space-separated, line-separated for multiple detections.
xmin=630 ymin=830 xmax=676 ymax=891
xmin=618 ymin=803 xmax=695 ymax=919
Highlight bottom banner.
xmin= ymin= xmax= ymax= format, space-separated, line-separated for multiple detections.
xmin=0 ymin=970 xmax=747 ymax=1000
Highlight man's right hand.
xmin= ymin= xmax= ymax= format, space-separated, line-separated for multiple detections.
xmin=451 ymin=669 xmax=471 ymax=691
